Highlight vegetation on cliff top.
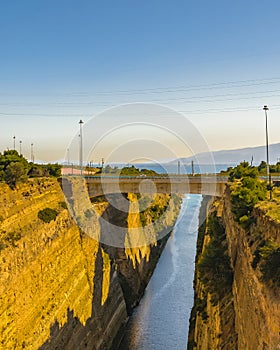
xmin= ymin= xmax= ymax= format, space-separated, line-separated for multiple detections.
xmin=221 ymin=160 xmax=280 ymax=177
xmin=93 ymin=164 xmax=159 ymax=177
xmin=229 ymin=162 xmax=267 ymax=229
xmin=0 ymin=150 xmax=61 ymax=188
xmin=38 ymin=208 xmax=59 ymax=223
xmin=252 ymin=240 xmax=280 ymax=288
xmin=256 ymin=187 xmax=280 ymax=222
xmin=229 ymin=162 xmax=280 ymax=288
xmin=258 ymin=241 xmax=280 ymax=287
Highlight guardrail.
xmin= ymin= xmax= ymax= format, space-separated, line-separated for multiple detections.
xmin=64 ymin=174 xmax=280 ymax=182
xmin=83 ymin=175 xmax=227 ymax=180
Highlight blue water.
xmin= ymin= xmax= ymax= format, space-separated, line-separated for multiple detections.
xmin=119 ymin=194 xmax=202 ymax=350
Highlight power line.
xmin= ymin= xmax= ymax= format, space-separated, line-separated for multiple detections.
xmin=93 ymin=78 xmax=280 ymax=95
xmin=1 ymin=77 xmax=280 ymax=97
xmin=1 ymin=104 xmax=280 ymax=117
xmin=1 ymin=88 xmax=280 ymax=108
xmin=1 ymin=77 xmax=280 ymax=117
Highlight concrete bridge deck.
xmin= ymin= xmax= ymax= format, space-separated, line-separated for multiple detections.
xmin=84 ymin=175 xmax=228 ymax=197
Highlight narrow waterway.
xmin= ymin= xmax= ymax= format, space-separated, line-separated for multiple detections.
xmin=119 ymin=194 xmax=202 ymax=350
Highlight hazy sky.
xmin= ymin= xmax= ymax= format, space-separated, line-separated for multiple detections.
xmin=0 ymin=0 xmax=280 ymax=162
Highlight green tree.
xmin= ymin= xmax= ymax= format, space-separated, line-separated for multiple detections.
xmin=259 ymin=241 xmax=280 ymax=287
xmin=229 ymin=161 xmax=258 ymax=182
xmin=4 ymin=162 xmax=28 ymax=188
xmin=28 ymin=165 xmax=48 ymax=177
xmin=230 ymin=176 xmax=266 ymax=228
xmin=257 ymin=160 xmax=267 ymax=173
xmin=120 ymin=165 xmax=140 ymax=176
xmin=38 ymin=208 xmax=58 ymax=223
xmin=103 ymin=165 xmax=113 ymax=174
xmin=140 ymin=168 xmax=158 ymax=176
xmin=43 ymin=163 xmax=61 ymax=177
xmin=0 ymin=150 xmax=29 ymax=180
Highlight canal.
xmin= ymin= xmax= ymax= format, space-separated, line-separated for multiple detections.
xmin=119 ymin=194 xmax=202 ymax=350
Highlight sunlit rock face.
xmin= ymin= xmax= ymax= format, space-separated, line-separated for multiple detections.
xmin=188 ymin=192 xmax=280 ymax=350
xmin=0 ymin=179 xmax=181 ymax=349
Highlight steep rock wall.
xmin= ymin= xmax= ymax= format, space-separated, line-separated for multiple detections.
xmin=188 ymin=196 xmax=237 ymax=350
xmin=0 ymin=179 xmax=180 ymax=349
xmin=189 ymin=190 xmax=280 ymax=350
xmin=223 ymin=188 xmax=280 ymax=350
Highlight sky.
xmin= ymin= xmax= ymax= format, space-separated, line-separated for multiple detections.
xmin=0 ymin=0 xmax=280 ymax=163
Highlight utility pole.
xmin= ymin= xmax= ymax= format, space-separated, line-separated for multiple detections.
xmin=13 ymin=136 xmax=16 ymax=150
xmin=263 ymin=105 xmax=272 ymax=200
xmin=178 ymin=160 xmax=181 ymax=175
xmin=67 ymin=148 xmax=70 ymax=165
xmin=191 ymin=160 xmax=195 ymax=176
xmin=19 ymin=140 xmax=22 ymax=156
xmin=31 ymin=143 xmax=34 ymax=163
xmin=79 ymin=120 xmax=84 ymax=176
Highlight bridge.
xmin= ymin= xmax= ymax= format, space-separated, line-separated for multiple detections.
xmin=84 ymin=175 xmax=228 ymax=197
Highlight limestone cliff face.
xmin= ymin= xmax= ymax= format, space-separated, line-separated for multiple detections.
xmin=188 ymin=196 xmax=237 ymax=350
xmin=189 ymin=190 xmax=280 ymax=350
xmin=0 ymin=179 xmax=180 ymax=349
xmin=223 ymin=188 xmax=280 ymax=350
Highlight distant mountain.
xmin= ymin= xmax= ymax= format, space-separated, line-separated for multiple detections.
xmin=170 ymin=143 xmax=280 ymax=166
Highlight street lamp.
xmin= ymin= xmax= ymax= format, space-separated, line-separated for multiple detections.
xmin=19 ymin=140 xmax=22 ymax=156
xmin=31 ymin=143 xmax=34 ymax=163
xmin=67 ymin=148 xmax=70 ymax=165
xmin=13 ymin=136 xmax=16 ymax=150
xmin=263 ymin=105 xmax=272 ymax=200
xmin=79 ymin=120 xmax=84 ymax=176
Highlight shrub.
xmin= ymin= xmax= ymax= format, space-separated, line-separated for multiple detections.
xmin=5 ymin=231 xmax=22 ymax=247
xmin=229 ymin=161 xmax=258 ymax=181
xmin=43 ymin=163 xmax=61 ymax=177
xmin=251 ymin=240 xmax=266 ymax=269
xmin=259 ymin=241 xmax=280 ymax=287
xmin=4 ymin=162 xmax=28 ymax=188
xmin=197 ymin=215 xmax=233 ymax=304
xmin=230 ymin=176 xmax=266 ymax=228
xmin=59 ymin=201 xmax=67 ymax=209
xmin=196 ymin=297 xmax=208 ymax=320
xmin=28 ymin=165 xmax=48 ymax=177
xmin=84 ymin=208 xmax=94 ymax=218
xmin=38 ymin=208 xmax=58 ymax=223
xmin=0 ymin=231 xmax=22 ymax=250
xmin=0 ymin=150 xmax=29 ymax=185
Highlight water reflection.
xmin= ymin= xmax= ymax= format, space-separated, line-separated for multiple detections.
xmin=119 ymin=195 xmax=202 ymax=350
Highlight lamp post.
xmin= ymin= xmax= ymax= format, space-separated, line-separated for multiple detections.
xmin=79 ymin=120 xmax=84 ymax=176
xmin=19 ymin=140 xmax=22 ymax=156
xmin=67 ymin=148 xmax=70 ymax=165
xmin=263 ymin=105 xmax=272 ymax=200
xmin=31 ymin=143 xmax=34 ymax=163
xmin=13 ymin=136 xmax=16 ymax=150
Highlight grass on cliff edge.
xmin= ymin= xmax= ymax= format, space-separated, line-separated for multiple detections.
xmin=256 ymin=188 xmax=280 ymax=223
